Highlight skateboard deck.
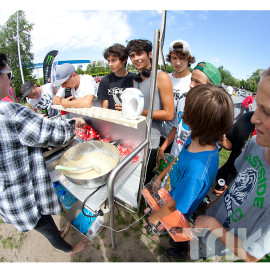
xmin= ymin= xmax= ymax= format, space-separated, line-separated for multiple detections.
xmin=142 ymin=187 xmax=194 ymax=242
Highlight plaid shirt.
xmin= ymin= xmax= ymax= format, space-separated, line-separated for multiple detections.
xmin=0 ymin=101 xmax=76 ymax=232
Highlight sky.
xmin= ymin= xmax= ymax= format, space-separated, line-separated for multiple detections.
xmin=1 ymin=1 xmax=270 ymax=81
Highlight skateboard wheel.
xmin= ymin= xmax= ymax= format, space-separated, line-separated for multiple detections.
xmin=158 ymin=224 xmax=165 ymax=231
xmin=144 ymin=207 xmax=151 ymax=214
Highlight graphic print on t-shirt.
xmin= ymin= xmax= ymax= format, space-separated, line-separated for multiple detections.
xmin=174 ymin=110 xmax=190 ymax=147
xmin=108 ymin=87 xmax=125 ymax=104
xmin=174 ymin=89 xmax=185 ymax=101
xmin=223 ymin=168 xmax=257 ymax=228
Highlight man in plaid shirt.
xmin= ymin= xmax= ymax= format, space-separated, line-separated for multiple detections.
xmin=0 ymin=53 xmax=87 ymax=255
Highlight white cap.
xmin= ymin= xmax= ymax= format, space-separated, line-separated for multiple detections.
xmin=169 ymin=39 xmax=191 ymax=54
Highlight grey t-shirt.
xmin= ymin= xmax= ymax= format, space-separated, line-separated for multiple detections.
xmin=202 ymin=136 xmax=270 ymax=259
xmin=134 ymin=71 xmax=162 ymax=149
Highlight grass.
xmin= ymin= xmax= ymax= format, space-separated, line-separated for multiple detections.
xmin=0 ymin=233 xmax=25 ymax=250
xmin=219 ymin=148 xmax=231 ymax=168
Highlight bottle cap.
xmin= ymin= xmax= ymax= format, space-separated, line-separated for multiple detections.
xmin=218 ymin=179 xmax=226 ymax=187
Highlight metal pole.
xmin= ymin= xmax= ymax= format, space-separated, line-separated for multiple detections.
xmin=136 ymin=29 xmax=160 ymax=213
xmin=107 ymin=139 xmax=149 ymax=250
xmin=17 ymin=11 xmax=24 ymax=84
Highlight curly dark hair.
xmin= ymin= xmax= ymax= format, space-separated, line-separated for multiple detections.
xmin=182 ymin=84 xmax=234 ymax=146
xmin=166 ymin=42 xmax=195 ymax=67
xmin=126 ymin=39 xmax=152 ymax=56
xmin=103 ymin=43 xmax=128 ymax=65
xmin=0 ymin=53 xmax=8 ymax=70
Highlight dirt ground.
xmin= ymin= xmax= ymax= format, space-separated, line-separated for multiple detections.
xmin=0 ymin=203 xmax=238 ymax=264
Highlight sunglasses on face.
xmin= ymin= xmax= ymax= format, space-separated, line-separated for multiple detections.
xmin=0 ymin=70 xmax=14 ymax=80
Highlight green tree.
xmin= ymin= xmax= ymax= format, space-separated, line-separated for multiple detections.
xmin=76 ymin=67 xmax=84 ymax=75
xmin=251 ymin=69 xmax=264 ymax=84
xmin=0 ymin=10 xmax=35 ymax=99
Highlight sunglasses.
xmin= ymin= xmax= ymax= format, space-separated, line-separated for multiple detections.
xmin=0 ymin=70 xmax=14 ymax=80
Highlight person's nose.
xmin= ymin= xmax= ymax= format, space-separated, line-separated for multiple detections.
xmin=251 ymin=108 xmax=260 ymax=125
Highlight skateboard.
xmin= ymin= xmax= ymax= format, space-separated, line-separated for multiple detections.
xmin=142 ymin=186 xmax=194 ymax=242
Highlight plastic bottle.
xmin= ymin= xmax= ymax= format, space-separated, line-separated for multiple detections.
xmin=215 ymin=178 xmax=226 ymax=191
xmin=59 ymin=190 xmax=78 ymax=210
xmin=53 ymin=181 xmax=62 ymax=197
xmin=158 ymin=153 xmax=174 ymax=172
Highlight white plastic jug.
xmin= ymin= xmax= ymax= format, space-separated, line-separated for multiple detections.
xmin=121 ymin=88 xmax=144 ymax=120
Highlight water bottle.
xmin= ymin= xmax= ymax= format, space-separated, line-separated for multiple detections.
xmin=215 ymin=178 xmax=226 ymax=191
xmin=59 ymin=189 xmax=77 ymax=210
xmin=158 ymin=153 xmax=174 ymax=172
xmin=53 ymin=181 xmax=62 ymax=197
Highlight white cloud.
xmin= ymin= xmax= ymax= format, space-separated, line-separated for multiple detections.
xmin=211 ymin=57 xmax=220 ymax=62
xmin=24 ymin=10 xmax=131 ymax=62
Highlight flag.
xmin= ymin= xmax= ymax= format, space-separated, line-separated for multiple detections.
xmin=43 ymin=50 xmax=59 ymax=84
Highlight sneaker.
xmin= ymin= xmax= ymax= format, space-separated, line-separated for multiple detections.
xmin=167 ymin=247 xmax=189 ymax=259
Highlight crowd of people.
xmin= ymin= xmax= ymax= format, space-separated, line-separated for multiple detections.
xmin=1 ymin=37 xmax=270 ymax=263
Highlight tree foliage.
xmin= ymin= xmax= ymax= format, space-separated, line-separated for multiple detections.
xmin=0 ymin=10 xmax=35 ymax=98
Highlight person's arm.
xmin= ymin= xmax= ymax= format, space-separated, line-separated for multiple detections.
xmin=61 ymin=95 xmax=94 ymax=108
xmin=148 ymin=198 xmax=177 ymax=226
xmin=218 ymin=134 xmax=233 ymax=151
xmin=16 ymin=106 xmax=85 ymax=148
xmin=141 ymin=72 xmax=174 ymax=121
xmin=157 ymin=127 xmax=177 ymax=164
xmin=101 ymin=100 xmax=109 ymax=109
xmin=53 ymin=95 xmax=63 ymax=105
xmin=194 ymin=216 xmax=262 ymax=262
xmin=29 ymin=105 xmax=38 ymax=113
xmin=97 ymin=77 xmax=109 ymax=109
xmin=53 ymin=87 xmax=65 ymax=105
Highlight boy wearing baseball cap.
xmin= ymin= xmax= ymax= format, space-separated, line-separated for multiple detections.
xmin=161 ymin=40 xmax=196 ymax=151
xmin=21 ymin=81 xmax=59 ymax=118
xmin=52 ymin=63 xmax=98 ymax=108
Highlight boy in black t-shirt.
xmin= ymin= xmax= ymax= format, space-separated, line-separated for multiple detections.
xmin=97 ymin=43 xmax=135 ymax=110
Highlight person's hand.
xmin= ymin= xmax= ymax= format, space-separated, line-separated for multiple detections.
xmin=194 ymin=215 xmax=219 ymax=233
xmin=62 ymin=96 xmax=74 ymax=108
xmin=72 ymin=117 xmax=86 ymax=129
xmin=42 ymin=113 xmax=49 ymax=118
xmin=218 ymin=134 xmax=226 ymax=146
xmin=115 ymin=103 xmax=122 ymax=111
xmin=157 ymin=148 xmax=166 ymax=166
xmin=212 ymin=185 xmax=228 ymax=197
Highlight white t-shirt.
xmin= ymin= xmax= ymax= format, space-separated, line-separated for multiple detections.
xmin=56 ymin=74 xmax=98 ymax=100
xmin=170 ymin=96 xmax=191 ymax=158
xmin=226 ymin=86 xmax=233 ymax=95
xmin=161 ymin=73 xmax=191 ymax=139
xmin=27 ymin=83 xmax=59 ymax=117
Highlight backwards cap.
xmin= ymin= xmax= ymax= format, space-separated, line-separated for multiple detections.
xmin=21 ymin=81 xmax=34 ymax=98
xmin=194 ymin=62 xmax=221 ymax=86
xmin=169 ymin=39 xmax=191 ymax=54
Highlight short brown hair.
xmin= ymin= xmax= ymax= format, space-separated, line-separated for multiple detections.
xmin=182 ymin=84 xmax=234 ymax=145
xmin=103 ymin=43 xmax=128 ymax=64
xmin=166 ymin=42 xmax=195 ymax=67
xmin=260 ymin=67 xmax=270 ymax=82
